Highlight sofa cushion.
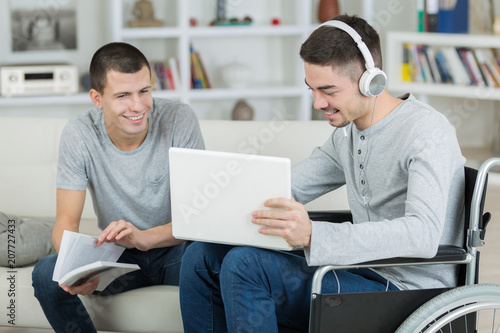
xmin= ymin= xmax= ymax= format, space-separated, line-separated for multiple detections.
xmin=0 ymin=212 xmax=55 ymax=267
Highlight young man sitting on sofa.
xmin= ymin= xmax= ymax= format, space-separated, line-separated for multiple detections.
xmin=32 ymin=42 xmax=205 ymax=332
xmin=178 ymin=14 xmax=466 ymax=332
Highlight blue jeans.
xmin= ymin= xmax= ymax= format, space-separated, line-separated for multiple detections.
xmin=179 ymin=242 xmax=399 ymax=333
xmin=32 ymin=242 xmax=189 ymax=333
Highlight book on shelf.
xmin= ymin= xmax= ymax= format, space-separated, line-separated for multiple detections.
xmin=457 ymin=48 xmax=485 ymax=87
xmin=402 ymin=43 xmax=412 ymax=81
xmin=416 ymin=0 xmax=425 ymax=32
xmin=424 ymin=47 xmax=442 ymax=84
xmin=190 ymin=45 xmax=211 ymax=89
xmin=417 ymin=46 xmax=433 ymax=83
xmin=425 ymin=0 xmax=439 ymax=32
xmin=441 ymin=47 xmax=470 ymax=85
xmin=435 ymin=50 xmax=454 ymax=84
xmin=437 ymin=0 xmax=469 ymax=33
xmin=168 ymin=57 xmax=181 ymax=90
xmin=483 ymin=50 xmax=500 ymax=87
xmin=417 ymin=0 xmax=469 ymax=33
xmin=149 ymin=58 xmax=181 ymax=91
xmin=52 ymin=230 xmax=140 ymax=292
xmin=407 ymin=43 xmax=423 ymax=83
xmin=401 ymin=42 xmax=500 ymax=88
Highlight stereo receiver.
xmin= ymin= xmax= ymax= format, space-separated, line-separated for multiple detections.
xmin=0 ymin=64 xmax=79 ymax=97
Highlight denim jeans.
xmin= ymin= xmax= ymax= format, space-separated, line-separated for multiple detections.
xmin=32 ymin=242 xmax=189 ymax=333
xmin=179 ymin=242 xmax=399 ymax=333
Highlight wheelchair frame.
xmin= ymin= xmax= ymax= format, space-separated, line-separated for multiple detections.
xmin=307 ymin=157 xmax=500 ymax=333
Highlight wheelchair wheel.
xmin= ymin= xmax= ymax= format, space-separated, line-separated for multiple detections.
xmin=395 ymin=284 xmax=500 ymax=333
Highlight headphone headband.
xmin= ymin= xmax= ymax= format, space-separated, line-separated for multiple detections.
xmin=317 ymin=19 xmax=386 ymax=97
xmin=319 ymin=20 xmax=375 ymax=70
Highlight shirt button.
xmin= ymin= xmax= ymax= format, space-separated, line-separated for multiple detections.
xmin=361 ymin=180 xmax=365 ymax=185
xmin=359 ymin=165 xmax=363 ymax=169
xmin=358 ymin=149 xmax=362 ymax=154
xmin=360 ymin=136 xmax=365 ymax=140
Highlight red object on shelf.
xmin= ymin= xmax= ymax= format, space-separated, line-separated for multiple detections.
xmin=271 ymin=17 xmax=281 ymax=25
xmin=189 ymin=17 xmax=198 ymax=27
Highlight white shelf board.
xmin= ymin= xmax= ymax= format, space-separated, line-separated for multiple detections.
xmin=118 ymin=25 xmax=305 ymax=40
xmin=387 ymin=31 xmax=500 ymax=48
xmin=388 ymin=82 xmax=500 ymax=101
xmin=119 ymin=27 xmax=182 ymax=39
xmin=0 ymin=93 xmax=92 ymax=107
xmin=188 ymin=25 xmax=304 ymax=38
xmin=0 ymin=87 xmax=307 ymax=108
xmin=187 ymin=86 xmax=306 ymax=100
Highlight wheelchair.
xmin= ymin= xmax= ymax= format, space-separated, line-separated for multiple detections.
xmin=303 ymin=157 xmax=500 ymax=333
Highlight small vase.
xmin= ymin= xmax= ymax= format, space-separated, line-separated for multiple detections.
xmin=231 ymin=99 xmax=254 ymax=121
xmin=318 ymin=0 xmax=340 ymax=23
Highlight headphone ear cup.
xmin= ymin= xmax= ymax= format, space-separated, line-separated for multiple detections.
xmin=359 ymin=68 xmax=387 ymax=97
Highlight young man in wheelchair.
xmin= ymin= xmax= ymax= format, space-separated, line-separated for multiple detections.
xmin=179 ymin=14 xmax=466 ymax=332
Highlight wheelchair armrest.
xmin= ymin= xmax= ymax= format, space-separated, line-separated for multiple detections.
xmin=311 ymin=245 xmax=470 ymax=295
xmin=306 ymin=210 xmax=467 ymax=264
xmin=308 ymin=210 xmax=353 ymax=223
xmin=360 ymin=244 xmax=468 ymax=266
xmin=307 ymin=210 xmax=471 ymax=293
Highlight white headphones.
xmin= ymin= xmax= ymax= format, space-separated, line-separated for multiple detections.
xmin=319 ymin=20 xmax=387 ymax=97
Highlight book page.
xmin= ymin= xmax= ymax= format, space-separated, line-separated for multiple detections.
xmin=58 ymin=261 xmax=140 ymax=291
xmin=53 ymin=231 xmax=126 ymax=281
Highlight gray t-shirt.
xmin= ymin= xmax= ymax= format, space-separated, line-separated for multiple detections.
xmin=292 ymin=94 xmax=466 ymax=290
xmin=56 ymin=98 xmax=205 ymax=231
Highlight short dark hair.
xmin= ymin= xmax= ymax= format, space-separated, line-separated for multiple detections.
xmin=299 ymin=15 xmax=382 ymax=83
xmin=89 ymin=42 xmax=151 ymax=94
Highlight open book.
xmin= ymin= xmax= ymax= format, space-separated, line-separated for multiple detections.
xmin=52 ymin=231 xmax=140 ymax=291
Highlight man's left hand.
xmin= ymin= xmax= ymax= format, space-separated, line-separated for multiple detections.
xmin=252 ymin=197 xmax=312 ymax=247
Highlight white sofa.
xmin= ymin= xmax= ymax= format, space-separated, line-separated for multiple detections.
xmin=0 ymin=117 xmax=348 ymax=332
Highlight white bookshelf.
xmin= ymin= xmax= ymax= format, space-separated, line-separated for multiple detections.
xmin=109 ymin=0 xmax=315 ymax=120
xmin=386 ymin=31 xmax=500 ymax=101
xmin=0 ymin=0 xmax=375 ymax=119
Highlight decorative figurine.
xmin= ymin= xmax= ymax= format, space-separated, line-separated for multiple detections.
xmin=231 ymin=99 xmax=254 ymax=121
xmin=128 ymin=0 xmax=164 ymax=28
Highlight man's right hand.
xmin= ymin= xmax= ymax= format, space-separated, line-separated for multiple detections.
xmin=59 ymin=277 xmax=100 ymax=296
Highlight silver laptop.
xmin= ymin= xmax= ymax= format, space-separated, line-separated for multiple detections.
xmin=169 ymin=147 xmax=293 ymax=251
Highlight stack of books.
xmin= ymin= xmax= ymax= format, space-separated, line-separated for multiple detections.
xmin=417 ymin=0 xmax=468 ymax=33
xmin=402 ymin=43 xmax=500 ymax=88
xmin=150 ymin=58 xmax=181 ymax=91
xmin=190 ymin=45 xmax=211 ymax=89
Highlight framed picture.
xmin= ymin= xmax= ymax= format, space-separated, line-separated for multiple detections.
xmin=10 ymin=0 xmax=77 ymax=52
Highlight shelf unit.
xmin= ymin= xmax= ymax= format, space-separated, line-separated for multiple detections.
xmin=0 ymin=0 xmax=375 ymax=118
xmin=386 ymin=31 xmax=500 ymax=100
xmin=109 ymin=0 xmax=316 ymax=120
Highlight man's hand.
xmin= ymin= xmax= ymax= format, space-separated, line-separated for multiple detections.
xmin=59 ymin=277 xmax=100 ymax=296
xmin=96 ymin=220 xmax=150 ymax=251
xmin=252 ymin=197 xmax=312 ymax=247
